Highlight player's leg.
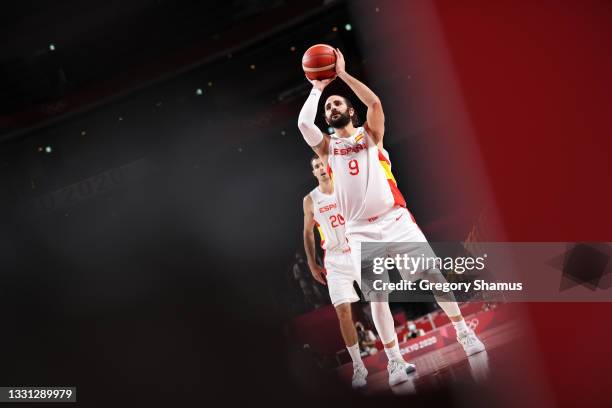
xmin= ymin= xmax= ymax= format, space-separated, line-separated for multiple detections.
xmin=326 ymin=253 xmax=368 ymax=388
xmin=347 ymin=231 xmax=414 ymax=386
xmin=334 ymin=302 xmax=358 ymax=349
xmin=332 ymin=302 xmax=367 ymax=388
xmin=370 ymin=301 xmax=415 ymax=385
xmin=384 ymin=207 xmax=486 ymax=355
xmin=424 ymin=272 xmax=485 ymax=354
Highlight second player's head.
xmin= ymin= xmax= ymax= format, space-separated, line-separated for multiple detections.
xmin=310 ymin=155 xmax=329 ymax=183
xmin=324 ymin=95 xmax=359 ymax=129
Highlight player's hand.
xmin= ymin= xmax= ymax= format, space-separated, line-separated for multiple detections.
xmin=308 ymin=263 xmax=327 ymax=285
xmin=306 ymin=76 xmax=335 ymax=91
xmin=334 ymin=48 xmax=346 ymax=76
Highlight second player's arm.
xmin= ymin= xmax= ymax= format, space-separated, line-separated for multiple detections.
xmin=303 ymin=195 xmax=327 ymax=285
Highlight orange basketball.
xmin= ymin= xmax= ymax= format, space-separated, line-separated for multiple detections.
xmin=302 ymin=44 xmax=336 ymax=80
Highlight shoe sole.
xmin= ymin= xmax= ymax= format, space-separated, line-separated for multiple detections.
xmin=465 ymin=343 xmax=486 ymax=356
xmin=352 ymin=381 xmax=367 ymax=390
xmin=389 ymin=372 xmax=410 ymax=386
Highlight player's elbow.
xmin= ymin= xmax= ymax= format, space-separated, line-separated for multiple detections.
xmin=298 ymin=122 xmax=324 ymax=147
xmin=303 ymin=229 xmax=313 ymax=240
xmin=370 ymin=99 xmax=383 ymax=115
xmin=297 ymin=119 xmax=314 ymax=133
xmin=368 ymin=96 xmax=381 ymax=107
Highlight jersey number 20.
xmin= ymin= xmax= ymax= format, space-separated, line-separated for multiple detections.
xmin=330 ymin=214 xmax=345 ymax=228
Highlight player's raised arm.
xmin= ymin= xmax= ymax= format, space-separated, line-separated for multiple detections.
xmin=297 ymin=78 xmax=334 ymax=159
xmin=303 ymin=195 xmax=327 ymax=285
xmin=334 ymin=48 xmax=385 ymax=144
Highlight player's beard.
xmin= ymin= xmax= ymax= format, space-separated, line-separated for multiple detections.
xmin=328 ymin=111 xmax=351 ymax=128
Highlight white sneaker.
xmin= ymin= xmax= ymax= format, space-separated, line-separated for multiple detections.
xmin=404 ymin=361 xmax=416 ymax=374
xmin=457 ymin=329 xmax=486 ymax=356
xmin=387 ymin=359 xmax=410 ymax=386
xmin=351 ymin=363 xmax=368 ymax=389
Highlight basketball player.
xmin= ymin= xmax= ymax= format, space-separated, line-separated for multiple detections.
xmin=297 ymin=49 xmax=485 ymax=382
xmin=303 ymin=155 xmax=366 ymax=388
xmin=303 ymin=154 xmax=414 ymax=388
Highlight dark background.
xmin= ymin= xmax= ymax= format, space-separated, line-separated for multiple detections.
xmin=1 ymin=1 xmax=611 ymax=406
xmin=1 ymin=1 xmax=453 ymax=405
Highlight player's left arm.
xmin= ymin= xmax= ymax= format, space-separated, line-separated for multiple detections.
xmin=334 ymin=48 xmax=385 ymax=144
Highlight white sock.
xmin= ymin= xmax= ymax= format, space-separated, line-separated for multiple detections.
xmin=452 ymin=318 xmax=468 ymax=333
xmin=384 ymin=337 xmax=403 ymax=362
xmin=347 ymin=343 xmax=364 ymax=366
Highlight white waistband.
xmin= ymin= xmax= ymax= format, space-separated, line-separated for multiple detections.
xmin=324 ymin=246 xmax=351 ymax=255
xmin=347 ymin=206 xmax=405 ymax=229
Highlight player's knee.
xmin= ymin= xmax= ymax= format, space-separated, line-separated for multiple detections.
xmin=334 ymin=303 xmax=352 ymax=322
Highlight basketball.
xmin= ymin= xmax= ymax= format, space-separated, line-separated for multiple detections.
xmin=302 ymin=44 xmax=336 ymax=80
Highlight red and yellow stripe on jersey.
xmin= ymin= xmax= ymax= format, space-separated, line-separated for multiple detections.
xmin=314 ymin=221 xmax=326 ymax=248
xmin=326 ymin=164 xmax=333 ymax=182
xmin=377 ymin=148 xmax=407 ymax=208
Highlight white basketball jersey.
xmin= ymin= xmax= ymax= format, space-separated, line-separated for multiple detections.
xmin=327 ymin=126 xmax=407 ymax=223
xmin=309 ymin=187 xmax=350 ymax=252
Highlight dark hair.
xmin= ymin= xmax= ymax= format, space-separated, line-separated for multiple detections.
xmin=310 ymin=154 xmax=322 ymax=168
xmin=342 ymin=96 xmax=360 ymax=127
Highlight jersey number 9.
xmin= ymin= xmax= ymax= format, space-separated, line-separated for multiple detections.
xmin=348 ymin=159 xmax=359 ymax=175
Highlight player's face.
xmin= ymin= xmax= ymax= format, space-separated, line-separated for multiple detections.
xmin=311 ymin=158 xmax=328 ymax=181
xmin=325 ymin=95 xmax=353 ymax=128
